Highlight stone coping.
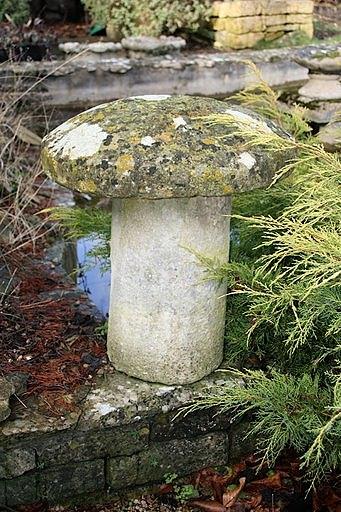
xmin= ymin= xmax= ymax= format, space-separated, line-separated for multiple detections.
xmin=2 ymin=42 xmax=338 ymax=77
xmin=0 ymin=367 xmax=240 ymax=440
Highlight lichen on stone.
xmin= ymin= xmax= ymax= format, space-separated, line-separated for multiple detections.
xmin=41 ymin=95 xmax=291 ymax=199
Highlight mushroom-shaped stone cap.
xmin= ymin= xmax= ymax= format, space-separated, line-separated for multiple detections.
xmin=41 ymin=95 xmax=290 ymax=199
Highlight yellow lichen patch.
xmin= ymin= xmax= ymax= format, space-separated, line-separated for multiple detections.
xmin=158 ymin=131 xmax=173 ymax=143
xmin=201 ymin=138 xmax=216 ymax=145
xmin=77 ymin=179 xmax=98 ymax=193
xmin=223 ymin=184 xmax=234 ymax=194
xmin=116 ymin=154 xmax=135 ymax=174
xmin=129 ymin=134 xmax=141 ymax=145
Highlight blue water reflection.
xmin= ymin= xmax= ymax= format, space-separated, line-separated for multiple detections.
xmin=76 ymin=237 xmax=111 ymax=317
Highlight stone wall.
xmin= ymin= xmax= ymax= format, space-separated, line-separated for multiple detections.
xmin=212 ymin=0 xmax=314 ymax=49
xmin=0 ymin=369 xmax=248 ymax=507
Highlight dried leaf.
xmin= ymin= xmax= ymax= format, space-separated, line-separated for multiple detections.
xmin=223 ymin=477 xmax=246 ymax=508
xmin=247 ymin=471 xmax=284 ymax=490
xmin=15 ymin=125 xmax=42 ymax=146
xmin=190 ymin=499 xmax=227 ymax=512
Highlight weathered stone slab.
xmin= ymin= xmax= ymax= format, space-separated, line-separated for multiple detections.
xmin=0 ymin=45 xmax=316 ymax=108
xmin=6 ymin=473 xmax=37 ymax=506
xmin=36 ymin=423 xmax=149 ymax=466
xmin=0 ymin=446 xmax=36 ymax=478
xmin=39 ymin=459 xmax=105 ymax=502
xmin=298 ymin=75 xmax=341 ymax=103
xmin=79 ymin=371 xmax=240 ymax=429
xmin=121 ymin=36 xmax=186 ymax=55
xmin=295 ymin=50 xmax=341 ymax=74
xmin=305 ymin=102 xmax=341 ymax=124
xmin=318 ymin=121 xmax=341 ymax=152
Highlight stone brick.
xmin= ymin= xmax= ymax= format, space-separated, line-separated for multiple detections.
xmin=151 ymin=408 xmax=231 ymax=442
xmin=212 ymin=16 xmax=264 ymax=34
xmin=262 ymin=0 xmax=314 ymax=15
xmin=285 ymin=0 xmax=314 ymax=14
xmin=136 ymin=432 xmax=228 ymax=485
xmin=263 ymin=14 xmax=288 ymax=25
xmin=0 ymin=447 xmax=36 ymax=478
xmin=285 ymin=13 xmax=313 ymax=24
xmin=6 ymin=473 xmax=37 ymax=506
xmin=39 ymin=459 xmax=105 ymax=503
xmin=229 ymin=420 xmax=256 ymax=463
xmin=37 ymin=423 xmax=149 ymax=466
xmin=212 ymin=1 xmax=262 ymax=18
xmin=214 ymin=31 xmax=264 ymax=50
xmin=107 ymin=454 xmax=139 ymax=490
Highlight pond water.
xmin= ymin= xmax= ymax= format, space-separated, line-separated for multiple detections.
xmin=76 ymin=237 xmax=111 ymax=317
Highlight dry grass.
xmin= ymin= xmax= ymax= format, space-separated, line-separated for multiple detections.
xmin=0 ymin=71 xmax=48 ymax=258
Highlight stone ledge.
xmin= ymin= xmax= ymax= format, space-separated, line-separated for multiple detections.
xmin=0 ymin=44 xmax=327 ymax=109
xmin=0 ymin=369 xmax=241 ymax=506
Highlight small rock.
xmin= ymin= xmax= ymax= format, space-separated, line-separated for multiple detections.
xmin=305 ymin=102 xmax=341 ymax=124
xmin=298 ymin=74 xmax=341 ymax=103
xmin=87 ymin=42 xmax=122 ymax=53
xmin=318 ymin=121 xmax=341 ymax=152
xmin=121 ymin=35 xmax=186 ymax=55
xmin=59 ymin=42 xmax=84 ymax=54
xmin=296 ymin=50 xmax=341 ymax=74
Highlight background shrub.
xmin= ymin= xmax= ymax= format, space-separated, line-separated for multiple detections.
xmin=81 ymin=0 xmax=212 ymax=37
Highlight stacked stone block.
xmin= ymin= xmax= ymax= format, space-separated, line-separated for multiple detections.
xmin=212 ymin=0 xmax=314 ymax=50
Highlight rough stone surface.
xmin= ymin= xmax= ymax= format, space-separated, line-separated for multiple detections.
xmin=79 ymin=370 xmax=240 ymax=428
xmin=296 ymin=50 xmax=341 ymax=74
xmin=0 ymin=378 xmax=15 ymax=423
xmin=305 ymin=102 xmax=341 ymax=124
xmin=136 ymin=433 xmax=228 ymax=484
xmin=36 ymin=423 xmax=150 ymax=466
xmin=212 ymin=0 xmax=314 ymax=48
xmin=59 ymin=41 xmax=122 ymax=54
xmin=121 ymin=36 xmax=186 ymax=55
xmin=39 ymin=459 xmax=105 ymax=502
xmin=0 ymin=446 xmax=36 ymax=478
xmin=318 ymin=121 xmax=341 ymax=152
xmin=107 ymin=454 xmax=139 ymax=490
xmin=298 ymin=74 xmax=341 ymax=103
xmin=108 ymin=196 xmax=230 ymax=384
xmin=214 ymin=31 xmax=264 ymax=50
xmin=6 ymin=473 xmax=37 ymax=506
xmin=41 ymin=96 xmax=291 ymax=200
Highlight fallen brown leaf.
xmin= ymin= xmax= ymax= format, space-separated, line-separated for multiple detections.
xmin=223 ymin=477 xmax=246 ymax=508
xmin=190 ymin=499 xmax=227 ymax=512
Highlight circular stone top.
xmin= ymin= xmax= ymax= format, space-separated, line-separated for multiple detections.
xmin=41 ymin=95 xmax=291 ymax=199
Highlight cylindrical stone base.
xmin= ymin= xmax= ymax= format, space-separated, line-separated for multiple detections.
xmin=108 ymin=196 xmax=231 ymax=385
